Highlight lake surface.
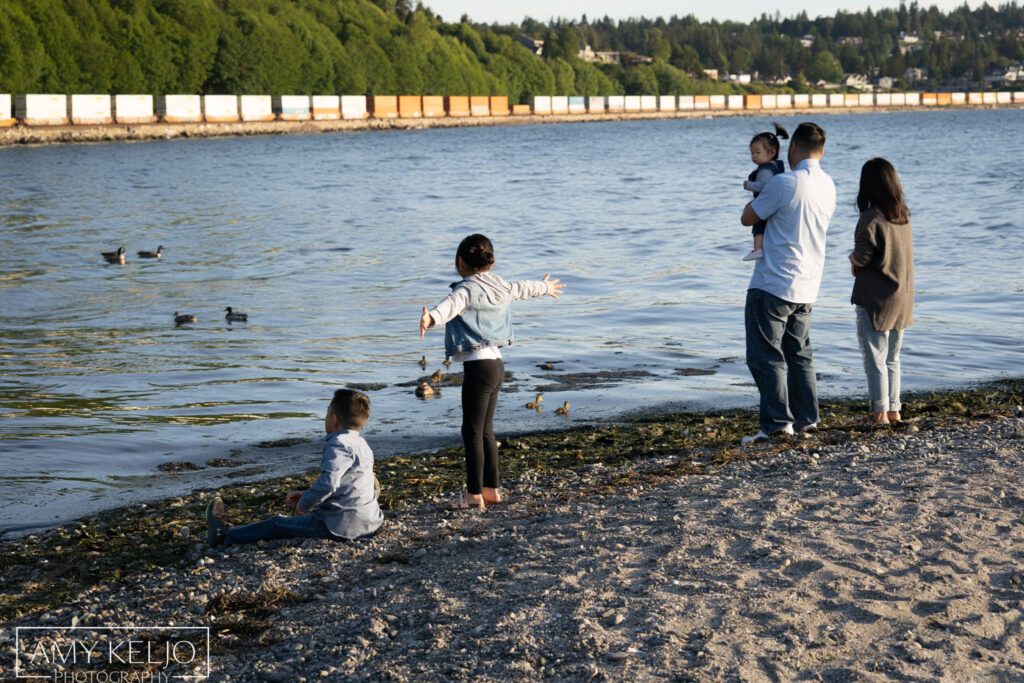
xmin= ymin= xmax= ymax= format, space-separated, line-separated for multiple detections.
xmin=2 ymin=109 xmax=1023 ymax=533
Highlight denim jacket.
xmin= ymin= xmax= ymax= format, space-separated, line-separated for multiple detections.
xmin=298 ymin=429 xmax=383 ymax=540
xmin=428 ymin=272 xmax=549 ymax=358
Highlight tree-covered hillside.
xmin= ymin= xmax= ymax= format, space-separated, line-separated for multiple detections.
xmin=0 ymin=0 xmax=623 ymax=100
xmin=510 ymin=2 xmax=1024 ymax=86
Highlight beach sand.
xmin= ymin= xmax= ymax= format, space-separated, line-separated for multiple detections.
xmin=1 ymin=393 xmax=1022 ymax=680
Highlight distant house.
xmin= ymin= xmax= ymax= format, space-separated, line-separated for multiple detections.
xmin=578 ymin=44 xmax=621 ymax=65
xmin=904 ymin=67 xmax=927 ymax=82
xmin=898 ymin=32 xmax=922 ymax=55
xmin=838 ymin=36 xmax=863 ymax=46
xmin=877 ymin=76 xmax=895 ymax=89
xmin=515 ymin=35 xmax=543 ymax=56
xmin=987 ymin=65 xmax=1024 ymax=84
xmin=702 ymin=68 xmax=719 ymax=80
xmin=800 ymin=34 xmax=815 ymax=48
xmin=621 ymin=52 xmax=653 ymax=66
xmin=728 ymin=73 xmax=752 ymax=84
xmin=844 ymin=74 xmax=871 ymax=90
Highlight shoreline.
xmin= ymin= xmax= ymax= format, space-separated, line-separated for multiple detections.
xmin=1 ymin=103 xmax=1019 ymax=147
xmin=1 ymin=379 xmax=1021 ymax=679
xmin=2 ymin=379 xmax=1020 ymax=605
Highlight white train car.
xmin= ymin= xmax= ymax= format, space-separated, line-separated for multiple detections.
xmin=113 ymin=95 xmax=155 ymax=124
xmin=340 ymin=96 xmax=368 ymax=119
xmin=202 ymin=95 xmax=239 ymax=123
xmin=238 ymin=95 xmax=274 ymax=122
xmin=157 ymin=95 xmax=201 ymax=123
xmin=16 ymin=94 xmax=69 ymax=125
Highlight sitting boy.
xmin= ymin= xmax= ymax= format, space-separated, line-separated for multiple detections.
xmin=205 ymin=388 xmax=384 ymax=546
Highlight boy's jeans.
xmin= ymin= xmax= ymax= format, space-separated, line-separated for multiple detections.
xmin=745 ymin=288 xmax=818 ymax=433
xmin=225 ymin=513 xmax=332 ymax=546
xmin=855 ymin=306 xmax=903 ymax=413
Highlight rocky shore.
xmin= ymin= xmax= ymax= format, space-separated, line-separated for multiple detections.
xmin=2 ymin=104 xmax=1017 ymax=147
xmin=2 ymin=381 xmax=1022 ymax=680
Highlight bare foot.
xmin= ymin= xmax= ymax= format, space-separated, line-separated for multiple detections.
xmin=482 ymin=487 xmax=503 ymax=505
xmin=886 ymin=410 xmax=902 ymax=423
xmin=869 ymin=412 xmax=890 ymax=424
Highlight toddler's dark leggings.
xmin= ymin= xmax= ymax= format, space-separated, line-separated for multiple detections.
xmin=461 ymin=358 xmax=504 ymax=494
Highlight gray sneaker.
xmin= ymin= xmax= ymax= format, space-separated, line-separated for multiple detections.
xmin=205 ymin=498 xmax=227 ymax=547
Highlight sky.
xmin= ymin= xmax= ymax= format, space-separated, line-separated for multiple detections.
xmin=424 ymin=1 xmax=984 ymax=25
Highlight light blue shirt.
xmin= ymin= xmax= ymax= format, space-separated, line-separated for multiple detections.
xmin=298 ymin=429 xmax=383 ymax=540
xmin=749 ymin=158 xmax=836 ymax=304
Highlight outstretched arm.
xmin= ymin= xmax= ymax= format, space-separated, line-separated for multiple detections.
xmin=419 ymin=286 xmax=471 ymax=338
xmin=419 ymin=306 xmax=436 ymax=339
xmin=508 ymin=273 xmax=566 ymax=300
xmin=541 ymin=273 xmax=565 ymax=299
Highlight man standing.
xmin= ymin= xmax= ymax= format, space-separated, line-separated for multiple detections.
xmin=740 ymin=122 xmax=836 ymax=443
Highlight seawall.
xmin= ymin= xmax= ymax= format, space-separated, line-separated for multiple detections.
xmin=2 ymin=104 xmax=1020 ymax=147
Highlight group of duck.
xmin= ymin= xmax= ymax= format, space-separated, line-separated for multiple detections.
xmin=524 ymin=393 xmax=570 ymax=415
xmin=100 ymin=246 xmax=248 ymax=327
xmin=413 ymin=356 xmax=569 ymax=415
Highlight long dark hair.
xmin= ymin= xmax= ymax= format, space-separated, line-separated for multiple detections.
xmin=857 ymin=157 xmax=910 ymax=224
xmin=750 ymin=122 xmax=789 ymax=161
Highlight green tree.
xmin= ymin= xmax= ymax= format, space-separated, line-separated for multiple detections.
xmin=805 ymin=50 xmax=844 ymax=82
xmin=624 ymin=64 xmax=659 ymax=94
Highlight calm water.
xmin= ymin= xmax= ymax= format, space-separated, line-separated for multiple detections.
xmin=2 ymin=109 xmax=1023 ymax=533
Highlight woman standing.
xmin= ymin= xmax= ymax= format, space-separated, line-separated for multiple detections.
xmin=849 ymin=158 xmax=914 ymax=424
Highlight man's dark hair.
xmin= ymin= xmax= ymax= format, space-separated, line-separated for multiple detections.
xmin=790 ymin=122 xmax=826 ymax=155
xmin=330 ymin=389 xmax=371 ymax=430
xmin=456 ymin=234 xmax=495 ymax=272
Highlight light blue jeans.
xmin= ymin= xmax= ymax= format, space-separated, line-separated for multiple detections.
xmin=856 ymin=306 xmax=903 ymax=413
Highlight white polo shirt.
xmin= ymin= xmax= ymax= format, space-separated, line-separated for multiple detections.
xmin=749 ymin=158 xmax=836 ymax=304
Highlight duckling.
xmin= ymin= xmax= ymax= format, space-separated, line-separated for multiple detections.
xmin=430 ymin=369 xmax=442 ymax=384
xmin=173 ymin=311 xmax=197 ymax=326
xmin=224 ymin=306 xmax=248 ymax=322
xmin=414 ymin=382 xmax=434 ymax=398
xmin=418 ymin=355 xmax=428 ymax=369
xmin=524 ymin=394 xmax=543 ymax=410
xmin=555 ymin=401 xmax=570 ymax=415
xmin=137 ymin=245 xmax=163 ymax=259
xmin=101 ymin=246 xmax=126 ymax=264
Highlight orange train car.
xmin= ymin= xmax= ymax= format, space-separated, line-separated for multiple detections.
xmin=937 ymin=92 xmax=952 ymax=105
xmin=445 ymin=96 xmax=470 ymax=117
xmin=469 ymin=95 xmax=490 ymax=116
xmin=369 ymin=95 xmax=398 ymax=119
xmin=744 ymin=94 xmax=762 ymax=110
xmin=489 ymin=96 xmax=510 ymax=116
xmin=511 ymin=104 xmax=531 ymax=115
xmin=398 ymin=95 xmax=422 ymax=118
xmin=422 ymin=96 xmax=445 ymax=117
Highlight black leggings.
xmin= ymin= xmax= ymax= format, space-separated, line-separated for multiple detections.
xmin=461 ymin=359 xmax=504 ymax=494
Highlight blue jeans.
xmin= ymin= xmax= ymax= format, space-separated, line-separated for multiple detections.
xmin=745 ymin=288 xmax=818 ymax=433
xmin=856 ymin=306 xmax=903 ymax=413
xmin=224 ymin=513 xmax=333 ymax=546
